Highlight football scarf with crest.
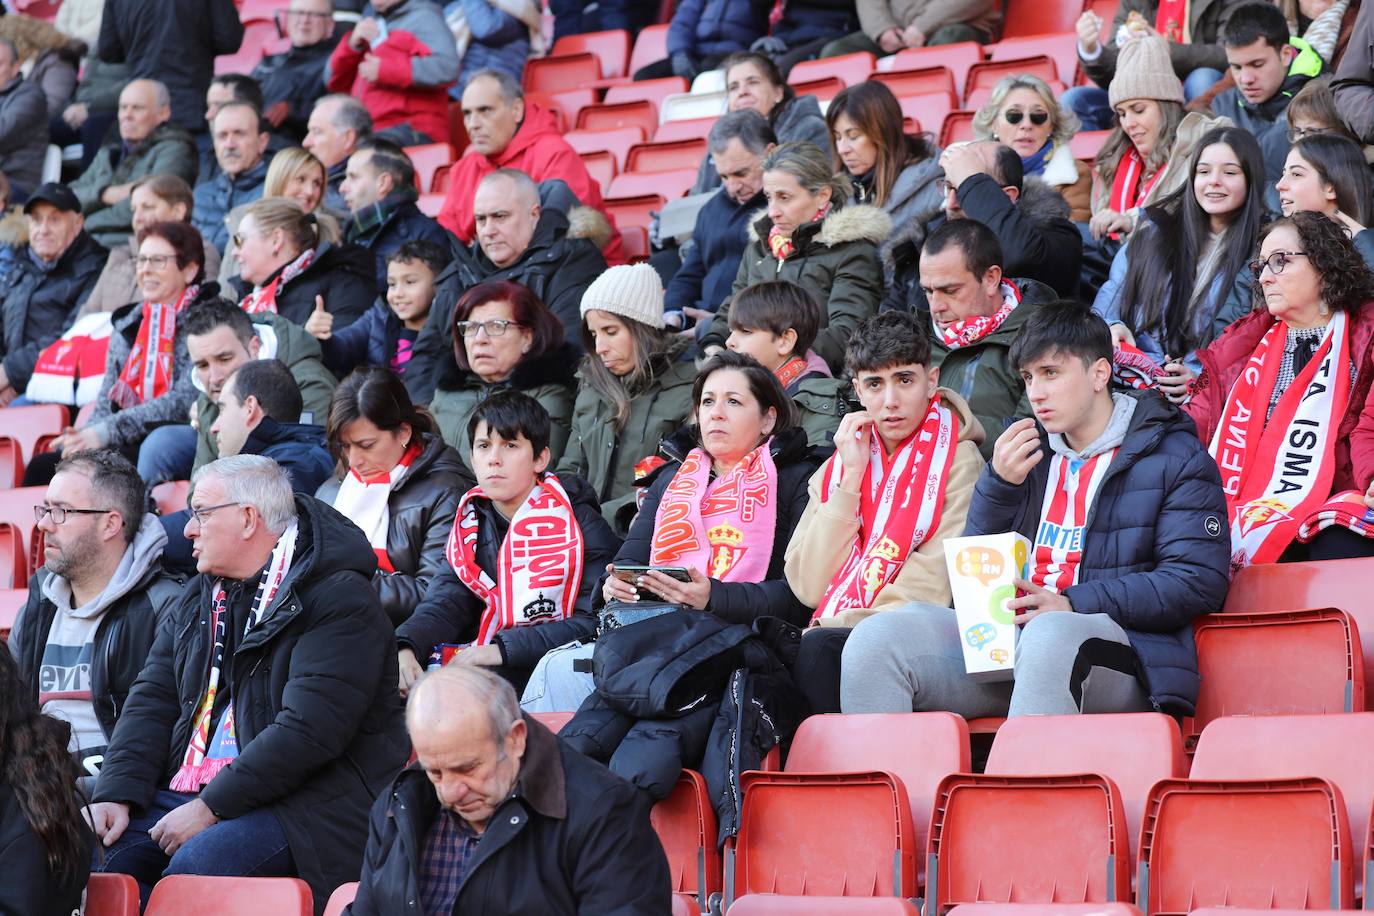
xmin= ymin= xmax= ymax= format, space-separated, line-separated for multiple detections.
xmin=1032 ymin=450 xmax=1117 ymax=592
xmin=108 ymin=284 xmax=200 ymax=408
xmin=238 ymin=248 xmax=314 ymax=314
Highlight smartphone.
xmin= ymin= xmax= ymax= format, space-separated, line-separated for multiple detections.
xmin=612 ymin=565 xmax=692 ymax=584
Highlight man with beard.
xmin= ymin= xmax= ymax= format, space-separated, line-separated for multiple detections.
xmin=6 ymin=450 xmax=184 ymax=791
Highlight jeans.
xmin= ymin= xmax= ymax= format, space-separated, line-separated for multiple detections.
xmin=1064 ymin=66 xmax=1225 ymax=130
xmin=137 ymin=424 xmax=197 ymax=487
xmin=93 ymin=789 xmax=295 ymax=906
xmin=520 ymin=641 xmax=596 ymax=713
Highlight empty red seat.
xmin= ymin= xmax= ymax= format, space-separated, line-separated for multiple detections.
xmin=988 ymin=33 xmax=1082 ymax=84
xmin=789 ymin=76 xmax=846 ymax=104
xmin=322 ymin=883 xmax=357 ymax=916
xmin=985 ymin=713 xmax=1187 ymax=854
xmin=0 ymin=526 xmax=23 ymax=590
xmin=655 ymin=117 xmax=721 ymax=143
xmin=401 ymin=143 xmax=454 ymax=193
xmin=0 ymin=486 xmax=47 ymax=585
xmin=609 ymin=169 xmax=697 ymax=201
xmin=605 ymin=77 xmax=690 ymax=110
xmin=565 ymin=128 xmax=646 ymax=170
xmin=0 ymin=588 xmax=27 ymax=640
xmin=550 ymin=30 xmax=631 ymax=80
xmin=580 ymin=150 xmax=617 ymax=196
xmin=0 ymin=438 xmax=20 ymax=489
xmin=1 ymin=403 xmax=68 ymax=465
xmin=627 ymin=138 xmax=707 ymax=174
xmin=416 ymin=193 xmax=444 ymax=218
xmin=898 ymin=93 xmax=956 ymax=135
xmin=523 ymin=53 xmax=601 ymax=95
xmin=948 ymin=907 xmax=1143 ymax=915
xmin=964 ymin=56 xmax=1059 ymax=104
xmin=884 ymin=43 xmax=984 ymax=96
xmin=652 ymin=770 xmax=720 ymax=910
xmin=1070 ymin=129 xmax=1112 ymax=160
xmin=1137 ymin=777 xmax=1356 ymax=914
xmin=1190 ymin=911 xmax=1363 ymax=916
xmin=789 ymin=52 xmax=876 ymax=88
xmin=145 ymin=875 xmax=313 ymax=915
xmin=927 ymin=773 xmax=1131 ymax=910
xmin=621 ymin=224 xmax=651 ymax=262
xmin=1185 ymin=609 xmax=1364 ymax=747
xmin=86 ymin=872 xmax=140 ymax=916
xmin=577 ymin=100 xmax=659 ymax=138
xmin=872 ymin=66 xmax=957 ymax=99
xmin=527 ymin=88 xmax=597 ymax=132
xmin=673 ymin=894 xmax=699 ymax=916
xmin=603 ymin=194 xmax=665 ymax=232
xmin=529 ymin=711 xmax=575 ymax=733
xmin=629 ymin=24 xmax=671 ymax=77
xmin=941 ymin=111 xmax=977 ymax=146
xmin=732 ymin=898 xmax=921 ymax=913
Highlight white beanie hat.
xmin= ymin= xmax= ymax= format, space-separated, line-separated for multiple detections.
xmin=579 ymin=263 xmax=665 ymax=330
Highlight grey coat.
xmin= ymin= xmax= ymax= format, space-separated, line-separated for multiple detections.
xmin=70 ymin=122 xmax=199 ymax=246
xmin=0 ymin=76 xmax=50 ymax=192
xmin=691 ymin=93 xmax=831 ymax=195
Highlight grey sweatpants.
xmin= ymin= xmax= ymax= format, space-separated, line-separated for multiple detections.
xmin=839 ymin=602 xmax=1152 ymax=717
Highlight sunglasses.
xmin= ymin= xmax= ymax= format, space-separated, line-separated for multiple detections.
xmin=1004 ymin=109 xmax=1050 ymax=126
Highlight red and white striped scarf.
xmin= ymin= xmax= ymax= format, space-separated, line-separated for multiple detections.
xmin=1209 ymin=313 xmax=1351 ymax=568
xmin=1032 ymin=450 xmax=1117 ymax=592
xmin=331 ymin=442 xmax=421 ymax=574
xmin=239 ymin=248 xmax=314 ymax=314
xmin=935 ymin=281 xmax=1022 ymax=350
xmin=649 ymin=440 xmax=778 ymax=583
xmin=1112 ymin=341 xmax=1164 ymax=390
xmin=1109 ymin=147 xmax=1163 ymax=215
xmin=108 ymin=284 xmax=199 ymax=409
xmin=170 ymin=520 xmax=298 ymax=791
xmin=447 ymin=474 xmax=584 ymax=645
xmin=813 ymin=394 xmax=960 ymax=620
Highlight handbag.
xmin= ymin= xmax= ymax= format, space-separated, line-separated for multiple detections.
xmin=597 ymin=599 xmax=686 ymax=637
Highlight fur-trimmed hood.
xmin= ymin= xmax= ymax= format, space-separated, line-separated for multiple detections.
xmin=566 ymin=205 xmax=613 ymax=251
xmin=748 ymin=203 xmax=892 ymax=250
xmin=0 ymin=207 xmax=27 ymax=246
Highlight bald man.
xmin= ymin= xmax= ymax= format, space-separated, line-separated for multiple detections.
xmin=69 ymin=78 xmax=198 ymax=246
xmin=348 ymin=666 xmax=670 ymax=915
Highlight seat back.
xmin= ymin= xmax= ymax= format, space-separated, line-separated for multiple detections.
xmin=579 ymin=150 xmax=617 ymax=197
xmin=401 ymin=143 xmax=455 ymax=193
xmin=789 ymin=76 xmax=846 ymax=104
xmin=627 ymin=138 xmax=707 ymax=174
xmin=1185 ymin=609 xmax=1364 ymax=747
xmin=1001 ymin=0 xmax=1081 ymax=36
xmin=564 ymin=128 xmax=646 ymax=170
xmin=577 ymin=100 xmax=659 ymax=138
xmin=0 ymin=524 xmax=24 ymax=590
xmin=86 ymin=872 xmax=140 ymax=916
xmin=655 ymin=116 xmax=721 ymax=143
xmin=144 ymin=875 xmax=313 ymax=915
xmin=0 ymin=438 xmax=20 ymax=489
xmin=940 ymin=111 xmax=977 ymax=146
xmin=985 ymin=713 xmax=1187 ymax=852
xmin=731 ymin=772 xmax=918 ymax=903
xmin=621 ymin=225 xmax=651 ymax=262
xmin=605 ymin=77 xmax=690 ymax=110
xmin=523 ymin=53 xmax=601 ymax=94
xmin=882 ymin=43 xmax=984 ymax=96
xmin=628 ymin=24 xmax=671 ymax=78
xmin=1 ymin=404 xmax=69 ymax=465
xmin=661 ymin=91 xmax=728 ymax=123
xmin=673 ymin=893 xmax=700 ymax=916
xmin=550 ymin=30 xmax=630 ymax=80
xmin=603 ymin=194 xmax=665 ymax=232
xmin=652 ymin=770 xmax=721 ymax=908
xmin=987 ymin=33 xmax=1081 ymax=83
xmin=608 ymin=168 xmax=697 ymax=201
xmin=1138 ymin=778 xmax=1355 ymax=915
xmin=527 ymin=88 xmax=598 ymax=131
xmin=964 ymin=56 xmax=1059 ymax=102
xmin=731 ymin=897 xmax=921 ymax=913
xmin=322 ymin=882 xmax=357 ymax=916
xmin=789 ymin=52 xmax=876 ymax=88
xmin=927 ymin=774 xmax=1131 ymax=911
xmin=871 ymin=66 xmax=957 ymax=99
xmin=947 ymin=906 xmax=1144 ymax=915
xmin=0 ymin=487 xmax=45 ymax=583
xmin=1070 ymin=129 xmax=1112 ymax=160
xmin=897 ymin=93 xmax=956 ymax=135
xmin=0 ymin=588 xmax=27 ymax=640
xmin=529 ymin=711 xmax=574 ymax=733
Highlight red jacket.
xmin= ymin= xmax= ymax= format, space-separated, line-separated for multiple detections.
xmin=437 ymin=103 xmax=624 ymax=264
xmin=1185 ymin=300 xmax=1374 ymax=494
xmin=327 ymin=28 xmax=452 ymax=145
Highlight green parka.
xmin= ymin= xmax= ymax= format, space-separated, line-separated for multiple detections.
xmin=69 ymin=121 xmax=199 ymax=246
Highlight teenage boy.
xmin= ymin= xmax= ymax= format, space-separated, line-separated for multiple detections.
xmin=840 ymin=301 xmax=1230 ymax=718
xmin=920 ymin=219 xmax=1056 ymax=462
xmin=784 ymin=311 xmax=986 ymax=711
xmin=1212 ymin=2 xmax=1324 ymax=196
xmin=394 ymin=391 xmax=619 ymax=696
xmin=726 ymin=280 xmax=849 ymax=447
xmin=306 ymin=239 xmax=448 ymax=379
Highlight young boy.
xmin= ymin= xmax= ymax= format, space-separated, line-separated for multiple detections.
xmin=726 ymin=280 xmax=850 ymax=447
xmin=784 ymin=311 xmax=987 ymax=711
xmin=840 ymin=301 xmax=1230 ymax=718
xmin=306 ymin=239 xmax=449 ymax=379
xmin=394 ymin=390 xmax=619 ymax=695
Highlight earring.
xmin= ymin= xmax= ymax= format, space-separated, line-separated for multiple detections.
xmin=1319 ymin=302 xmax=1331 ymax=317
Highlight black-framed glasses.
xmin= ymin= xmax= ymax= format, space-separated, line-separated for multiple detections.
xmin=1249 ymin=250 xmax=1309 ymax=280
xmin=1004 ymin=109 xmax=1050 ymax=126
xmin=1287 ymin=125 xmax=1332 ymax=143
xmin=188 ymin=502 xmax=241 ymax=525
xmin=34 ymin=505 xmax=112 ymax=525
xmin=456 ymin=319 xmax=522 ymax=338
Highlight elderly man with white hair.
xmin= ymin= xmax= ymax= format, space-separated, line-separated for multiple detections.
xmin=84 ymin=454 xmax=408 ymax=907
xmin=347 ymin=665 xmax=671 ymax=916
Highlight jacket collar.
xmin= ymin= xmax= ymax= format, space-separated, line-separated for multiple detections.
xmin=349 ymin=188 xmax=419 ymax=241
xmin=511 ymin=714 xmax=566 ymax=819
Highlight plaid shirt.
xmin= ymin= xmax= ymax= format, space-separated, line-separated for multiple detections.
xmin=418 ymin=808 xmax=482 ymax=916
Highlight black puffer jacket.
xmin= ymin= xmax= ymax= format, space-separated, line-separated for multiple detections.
xmin=1 ymin=230 xmax=108 ymax=389
xmin=318 ymin=433 xmax=475 ymax=627
xmin=395 ymin=473 xmax=621 ymax=671
xmin=92 ymin=496 xmax=409 ymax=909
xmin=608 ymin=425 xmax=824 ymax=627
xmin=229 ymin=240 xmax=378 ymax=331
xmin=251 ymin=36 xmax=338 ymax=142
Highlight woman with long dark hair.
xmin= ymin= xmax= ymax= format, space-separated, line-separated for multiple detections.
xmin=1094 ymin=126 xmax=1267 ymax=399
xmin=0 ymin=648 xmax=91 ymax=915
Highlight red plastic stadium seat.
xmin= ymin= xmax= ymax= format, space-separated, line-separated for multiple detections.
xmin=1184 ymin=609 xmax=1364 ymax=747
xmin=11 ymin=0 xmax=61 ymax=18
xmin=605 ymin=78 xmax=689 ymax=110
xmin=151 ymin=480 xmax=192 ymax=518
xmin=621 ymin=225 xmax=651 ymax=262
xmin=789 ymin=76 xmax=845 ymax=104
xmin=872 ymin=66 xmax=957 ymax=99
xmin=1138 ymin=777 xmax=1356 ymax=914
xmin=322 ymin=882 xmax=357 ymax=916
xmin=609 ymin=169 xmax=697 ymax=201
xmin=988 ymin=33 xmax=1082 ymax=84
xmin=551 ymin=30 xmax=631 ymax=80
xmin=0 ymin=526 xmax=23 ymax=590
xmin=0 ymin=588 xmax=27 ymax=641
xmin=1 ymin=403 xmax=69 ymax=466
xmin=1002 ymin=0 xmax=1082 ymax=37
xmin=1070 ymin=129 xmax=1112 ymax=160
xmin=1223 ymin=556 xmax=1374 ymax=698
xmin=927 ymin=773 xmax=1131 ymax=910
xmin=580 ymin=150 xmax=617 ymax=196
xmin=530 ymin=711 xmax=575 ymax=733
xmin=526 ymin=88 xmax=596 ymax=132
xmin=789 ymin=52 xmax=876 ymax=88
xmin=941 ymin=111 xmax=977 ymax=146
xmin=626 ymin=138 xmax=707 ymax=174
xmin=883 ymin=43 xmax=984 ymax=96
xmin=964 ymin=56 xmax=1059 ymax=104
xmin=653 ymin=770 xmax=720 ymax=909
xmin=898 ymin=93 xmax=956 ymax=136
xmin=145 ymin=875 xmax=313 ymax=915
xmin=948 ymin=907 xmax=1143 ymax=915
xmin=655 ymin=117 xmax=720 ymax=143
xmin=0 ymin=438 xmax=20 ymax=489
xmin=1191 ymin=911 xmax=1363 ymax=916
xmin=565 ymin=128 xmax=646 ymax=170
xmin=629 ymin=24 xmax=671 ymax=77
xmin=673 ymin=894 xmax=700 ymax=916
xmin=577 ymin=100 xmax=659 ymax=138
xmin=965 ymin=79 xmax=1067 ymax=112
xmin=0 ymin=487 xmax=46 ymax=585
xmin=603 ymin=194 xmax=664 ymax=232
xmin=523 ymin=53 xmax=601 ymax=95
xmin=732 ymin=898 xmax=921 ymax=914
xmin=86 ymin=872 xmax=140 ymax=916
xmin=416 ymin=193 xmax=445 ymax=218
xmin=985 ymin=713 xmax=1186 ymax=854
xmin=402 ymin=143 xmax=455 ymax=193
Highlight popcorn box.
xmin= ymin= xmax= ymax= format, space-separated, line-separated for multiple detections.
xmin=943 ymin=532 xmax=1029 ymax=681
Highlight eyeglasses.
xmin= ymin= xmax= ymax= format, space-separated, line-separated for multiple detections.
xmin=456 ymin=319 xmax=522 ymax=338
xmin=34 ymin=505 xmax=112 ymax=525
xmin=283 ymin=8 xmax=331 ymax=19
xmin=188 ymin=501 xmax=241 ymax=525
xmin=937 ymin=178 xmax=955 ymax=196
xmin=1287 ymin=125 xmax=1332 ymax=143
xmin=135 ymin=254 xmax=175 ymax=269
xmin=1004 ymin=109 xmax=1050 ymax=126
xmin=1248 ymin=250 xmax=1309 ymax=280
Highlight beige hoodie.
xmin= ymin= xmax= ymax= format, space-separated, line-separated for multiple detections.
xmin=784 ymin=387 xmax=986 ymax=629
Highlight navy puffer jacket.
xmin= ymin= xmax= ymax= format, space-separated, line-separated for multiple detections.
xmin=963 ymin=390 xmax=1230 ymax=716
xmin=667 ymin=0 xmax=769 ymax=58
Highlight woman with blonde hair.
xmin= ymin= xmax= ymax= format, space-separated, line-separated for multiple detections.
xmin=974 ymin=73 xmax=1092 ymax=222
xmin=230 ymin=196 xmax=376 ymax=328
xmin=220 ymin=148 xmax=329 ymax=288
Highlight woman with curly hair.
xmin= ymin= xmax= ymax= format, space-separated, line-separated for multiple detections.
xmin=0 ymin=648 xmax=92 ymax=914
xmin=1186 ymin=212 xmax=1374 ymax=563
